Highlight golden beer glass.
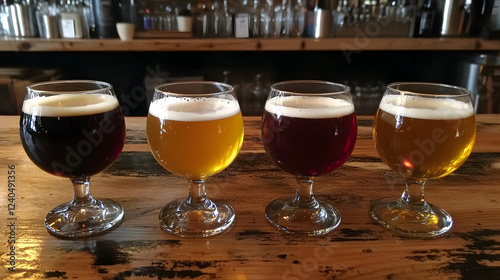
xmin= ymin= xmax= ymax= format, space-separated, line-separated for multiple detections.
xmin=147 ymin=81 xmax=244 ymax=237
xmin=370 ymin=82 xmax=476 ymax=237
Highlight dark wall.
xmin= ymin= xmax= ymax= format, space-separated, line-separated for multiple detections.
xmin=1 ymin=50 xmax=491 ymax=115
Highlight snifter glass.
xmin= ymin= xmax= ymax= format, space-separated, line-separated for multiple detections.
xmin=19 ymin=80 xmax=126 ymax=238
xmin=370 ymin=82 xmax=476 ymax=237
xmin=146 ymin=81 xmax=244 ymax=238
xmin=261 ymin=80 xmax=358 ymax=236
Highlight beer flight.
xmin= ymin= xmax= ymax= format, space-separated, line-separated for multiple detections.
xmin=18 ymin=80 xmax=476 ymax=239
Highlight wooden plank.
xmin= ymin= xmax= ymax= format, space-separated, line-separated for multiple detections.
xmin=1 ymin=38 xmax=499 ymax=52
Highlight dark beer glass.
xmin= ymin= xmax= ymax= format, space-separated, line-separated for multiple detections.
xmin=370 ymin=82 xmax=476 ymax=237
xmin=20 ymin=80 xmax=126 ymax=238
xmin=261 ymin=80 xmax=357 ymax=236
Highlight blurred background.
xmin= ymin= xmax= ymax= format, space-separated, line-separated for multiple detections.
xmin=1 ymin=0 xmax=500 ymax=115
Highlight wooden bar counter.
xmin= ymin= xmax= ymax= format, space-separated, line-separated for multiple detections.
xmin=1 ymin=115 xmax=499 ymax=280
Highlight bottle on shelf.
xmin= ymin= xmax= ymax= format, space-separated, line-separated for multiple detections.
xmin=212 ymin=0 xmax=224 ymax=36
xmin=281 ymin=0 xmax=292 ymax=36
xmin=59 ymin=0 xmax=87 ymax=38
xmin=208 ymin=0 xmax=231 ymax=37
xmin=118 ymin=0 xmax=137 ymax=26
xmin=413 ymin=0 xmax=437 ymax=37
xmin=82 ymin=0 xmax=96 ymax=37
xmin=176 ymin=3 xmax=192 ymax=32
xmin=221 ymin=0 xmax=233 ymax=36
xmin=250 ymin=0 xmax=261 ymax=37
xmin=335 ymin=0 xmax=351 ymax=27
xmin=459 ymin=0 xmax=473 ymax=36
xmin=304 ymin=0 xmax=317 ymax=37
xmin=468 ymin=0 xmax=494 ymax=37
xmin=260 ymin=0 xmax=276 ymax=37
xmin=136 ymin=0 xmax=151 ymax=31
xmin=233 ymin=0 xmax=252 ymax=38
xmin=290 ymin=0 xmax=305 ymax=37
xmin=152 ymin=2 xmax=176 ymax=31
xmin=92 ymin=0 xmax=120 ymax=38
xmin=192 ymin=0 xmax=210 ymax=37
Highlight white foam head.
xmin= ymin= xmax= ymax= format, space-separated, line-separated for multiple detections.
xmin=22 ymin=93 xmax=120 ymax=117
xmin=379 ymin=94 xmax=474 ymax=120
xmin=264 ymin=96 xmax=355 ymax=119
xmin=149 ymin=96 xmax=241 ymax=121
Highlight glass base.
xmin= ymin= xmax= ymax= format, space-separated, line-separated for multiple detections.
xmin=369 ymin=197 xmax=453 ymax=238
xmin=45 ymin=198 xmax=124 ymax=238
xmin=159 ymin=198 xmax=235 ymax=238
xmin=265 ymin=196 xmax=341 ymax=236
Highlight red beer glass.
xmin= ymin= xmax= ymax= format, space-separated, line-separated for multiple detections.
xmin=261 ymin=80 xmax=357 ymax=236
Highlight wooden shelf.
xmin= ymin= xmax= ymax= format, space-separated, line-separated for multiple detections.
xmin=1 ymin=37 xmax=500 ymax=52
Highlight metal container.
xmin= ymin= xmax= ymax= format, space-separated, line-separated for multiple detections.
xmin=8 ymin=3 xmax=37 ymax=37
xmin=313 ymin=8 xmax=332 ymax=38
xmin=458 ymin=54 xmax=500 ymax=113
xmin=440 ymin=0 xmax=465 ymax=36
xmin=38 ymin=13 xmax=58 ymax=38
xmin=441 ymin=0 xmax=465 ymax=37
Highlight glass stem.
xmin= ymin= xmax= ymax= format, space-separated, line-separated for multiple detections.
xmin=187 ymin=179 xmax=209 ymax=207
xmin=293 ymin=176 xmax=318 ymax=208
xmin=69 ymin=177 xmax=102 ymax=214
xmin=400 ymin=179 xmax=426 ymax=208
xmin=70 ymin=177 xmax=93 ymax=204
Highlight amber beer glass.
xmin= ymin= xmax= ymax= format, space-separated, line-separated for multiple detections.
xmin=147 ymin=81 xmax=244 ymax=238
xmin=261 ymin=80 xmax=357 ymax=236
xmin=370 ymin=82 xmax=476 ymax=237
xmin=19 ymin=80 xmax=126 ymax=238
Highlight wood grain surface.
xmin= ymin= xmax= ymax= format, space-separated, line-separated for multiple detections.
xmin=1 ymin=37 xmax=500 ymax=52
xmin=1 ymin=115 xmax=499 ymax=280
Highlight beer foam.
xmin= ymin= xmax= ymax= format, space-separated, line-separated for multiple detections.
xmin=149 ymin=96 xmax=241 ymax=121
xmin=265 ymin=96 xmax=355 ymax=119
xmin=379 ymin=94 xmax=474 ymax=120
xmin=22 ymin=93 xmax=120 ymax=117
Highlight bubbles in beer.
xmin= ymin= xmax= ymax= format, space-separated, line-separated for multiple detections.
xmin=265 ymin=96 xmax=355 ymax=119
xmin=22 ymin=93 xmax=119 ymax=117
xmin=149 ymin=96 xmax=241 ymax=122
xmin=379 ymin=95 xmax=474 ymax=120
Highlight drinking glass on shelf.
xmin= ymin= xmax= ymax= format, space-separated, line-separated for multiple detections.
xmin=370 ymin=82 xmax=476 ymax=237
xmin=147 ymin=81 xmax=244 ymax=238
xmin=261 ymin=80 xmax=358 ymax=236
xmin=19 ymin=80 xmax=126 ymax=238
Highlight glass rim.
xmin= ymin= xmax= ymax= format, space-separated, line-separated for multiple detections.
xmin=27 ymin=80 xmax=113 ymax=95
xmin=155 ymin=81 xmax=234 ymax=97
xmin=271 ymin=80 xmax=350 ymax=96
xmin=387 ymin=82 xmax=471 ymax=98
